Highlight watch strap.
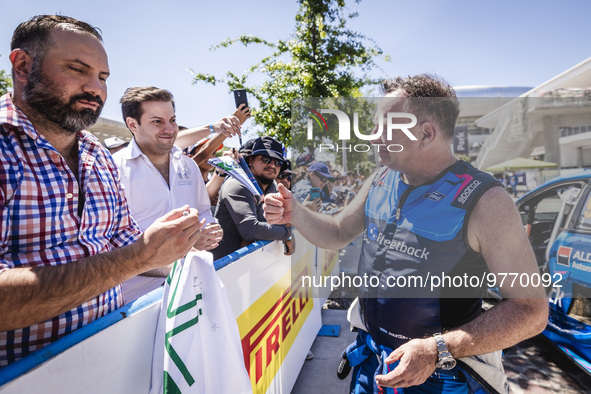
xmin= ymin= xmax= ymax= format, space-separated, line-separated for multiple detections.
xmin=433 ymin=333 xmax=456 ymax=370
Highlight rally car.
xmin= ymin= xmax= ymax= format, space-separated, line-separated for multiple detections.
xmin=516 ymin=170 xmax=591 ymax=374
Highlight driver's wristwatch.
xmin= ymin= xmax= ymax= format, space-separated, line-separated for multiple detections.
xmin=433 ymin=333 xmax=456 ymax=370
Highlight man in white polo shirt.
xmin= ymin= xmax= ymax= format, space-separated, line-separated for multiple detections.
xmin=113 ymin=86 xmax=230 ymax=302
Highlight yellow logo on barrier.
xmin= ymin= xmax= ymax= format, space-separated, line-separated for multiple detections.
xmin=237 ymin=257 xmax=314 ymax=393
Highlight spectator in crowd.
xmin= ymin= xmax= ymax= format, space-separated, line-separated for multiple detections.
xmin=329 ymin=171 xmax=345 ymax=202
xmin=0 ymin=15 xmax=203 ymax=366
xmin=292 ymin=161 xmax=335 ymax=212
xmin=238 ymin=138 xmax=256 ymax=156
xmin=112 ymin=87 xmax=225 ymax=302
xmin=187 ymin=138 xmax=241 ymax=206
xmin=186 ymin=136 xmax=224 ymax=184
xmin=293 ymin=167 xmax=308 ymax=185
xmin=184 ymin=104 xmax=250 ymax=205
xmin=212 ymin=136 xmax=292 ymax=259
xmin=323 ymin=177 xmax=335 ymax=200
xmin=295 ymin=152 xmax=314 ymax=168
xmin=170 ymin=105 xmax=246 ymax=151
xmin=498 ymin=173 xmax=508 ymax=189
xmin=338 ymin=171 xmax=360 ymax=201
xmin=510 ymin=173 xmax=519 ymax=197
xmin=323 ymin=170 xmax=358 ymax=207
xmin=346 ymin=172 xmax=359 ymax=191
xmin=358 ymin=174 xmax=366 ymax=188
xmin=103 ymin=136 xmax=129 ymax=154
xmin=187 ymin=103 xmax=250 ymax=171
xmin=277 ymin=160 xmax=294 ymax=190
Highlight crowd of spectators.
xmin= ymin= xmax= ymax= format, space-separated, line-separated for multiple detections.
xmin=291 ymin=153 xmax=368 ymax=215
xmin=0 ymin=13 xmax=404 ymax=371
xmin=108 ymin=87 xmax=299 ymax=300
xmin=102 ymin=113 xmax=367 ymax=301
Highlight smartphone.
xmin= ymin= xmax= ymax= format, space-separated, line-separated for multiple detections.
xmin=233 ymin=89 xmax=249 ymax=109
xmin=310 ymin=187 xmax=320 ymax=201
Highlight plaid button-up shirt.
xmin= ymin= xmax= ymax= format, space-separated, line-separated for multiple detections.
xmin=0 ymin=94 xmax=141 ymax=367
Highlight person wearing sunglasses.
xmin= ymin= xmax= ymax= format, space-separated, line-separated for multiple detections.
xmin=277 ymin=160 xmax=294 ymax=190
xmin=212 ymin=136 xmax=292 ymax=259
xmin=292 ymin=161 xmax=336 ymax=212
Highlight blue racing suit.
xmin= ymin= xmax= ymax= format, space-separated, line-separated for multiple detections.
xmin=349 ymin=161 xmax=503 ymax=393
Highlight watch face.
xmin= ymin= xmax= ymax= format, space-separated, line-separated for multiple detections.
xmin=438 ymin=358 xmax=457 ymax=370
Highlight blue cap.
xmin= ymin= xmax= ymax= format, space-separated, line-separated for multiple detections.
xmin=308 ymin=161 xmax=334 ymax=180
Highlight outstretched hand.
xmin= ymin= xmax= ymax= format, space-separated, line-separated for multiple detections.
xmin=213 ymin=116 xmax=241 ymax=138
xmin=263 ymin=183 xmax=292 ymax=224
xmin=193 ymin=222 xmax=223 ymax=251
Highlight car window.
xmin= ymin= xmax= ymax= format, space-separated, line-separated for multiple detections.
xmin=576 ymin=190 xmax=591 ymax=230
xmin=567 ymin=283 xmax=591 ymax=325
xmin=532 ymin=194 xmax=562 ymax=222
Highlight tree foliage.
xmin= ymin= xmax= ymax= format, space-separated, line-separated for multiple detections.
xmin=191 ymin=0 xmax=387 ymax=149
xmin=0 ymin=57 xmax=12 ymax=96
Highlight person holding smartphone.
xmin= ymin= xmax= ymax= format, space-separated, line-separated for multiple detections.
xmin=292 ymin=161 xmax=335 ymax=212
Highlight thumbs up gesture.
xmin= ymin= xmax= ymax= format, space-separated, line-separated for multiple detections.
xmin=263 ymin=183 xmax=292 ymax=224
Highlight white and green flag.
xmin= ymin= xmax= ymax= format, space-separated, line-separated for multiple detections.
xmin=150 ymin=251 xmax=252 ymax=393
xmin=207 ymin=156 xmax=262 ymax=197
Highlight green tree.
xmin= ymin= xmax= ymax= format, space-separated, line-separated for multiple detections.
xmin=0 ymin=56 xmax=12 ymax=96
xmin=191 ymin=0 xmax=387 ymax=149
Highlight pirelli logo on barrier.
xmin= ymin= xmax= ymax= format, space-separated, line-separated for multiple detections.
xmin=237 ymin=263 xmax=314 ymax=393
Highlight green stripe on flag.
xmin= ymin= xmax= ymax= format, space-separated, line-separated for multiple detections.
xmin=165 ymin=311 xmax=202 ymax=387
xmin=163 ymin=260 xmax=204 ymax=389
xmin=164 ymin=370 xmax=182 ymax=394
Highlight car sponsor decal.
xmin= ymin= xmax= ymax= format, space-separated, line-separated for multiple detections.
xmin=557 ymin=246 xmax=572 ymax=267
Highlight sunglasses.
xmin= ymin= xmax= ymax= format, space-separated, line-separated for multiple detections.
xmin=315 ymin=172 xmax=328 ymax=183
xmin=277 ymin=173 xmax=291 ymax=181
xmin=259 ymin=156 xmax=284 ymax=167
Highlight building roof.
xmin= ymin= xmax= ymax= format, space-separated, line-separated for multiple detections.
xmin=474 ymin=57 xmax=591 ymax=170
xmin=477 ymin=57 xmax=591 ymax=128
xmin=454 ymin=86 xmax=532 ymax=98
xmin=87 ymin=117 xmax=131 ymax=145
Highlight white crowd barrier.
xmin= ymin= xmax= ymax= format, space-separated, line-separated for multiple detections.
xmin=0 ymin=233 xmax=339 ymax=394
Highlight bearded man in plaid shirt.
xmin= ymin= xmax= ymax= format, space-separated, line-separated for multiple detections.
xmin=0 ymin=15 xmax=204 ymax=367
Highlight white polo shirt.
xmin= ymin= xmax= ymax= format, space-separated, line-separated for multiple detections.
xmin=113 ymin=139 xmax=216 ymax=303
xmin=113 ymin=139 xmax=215 ymax=232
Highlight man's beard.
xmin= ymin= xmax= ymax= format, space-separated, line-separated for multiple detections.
xmin=254 ymin=169 xmax=276 ymax=186
xmin=257 ymin=174 xmax=275 ymax=186
xmin=23 ymin=63 xmax=104 ymax=134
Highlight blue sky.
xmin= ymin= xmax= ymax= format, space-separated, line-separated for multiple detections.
xmin=2 ymin=0 xmax=590 ymax=147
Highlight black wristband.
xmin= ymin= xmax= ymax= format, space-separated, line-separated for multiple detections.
xmin=215 ymin=170 xmax=227 ymax=177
